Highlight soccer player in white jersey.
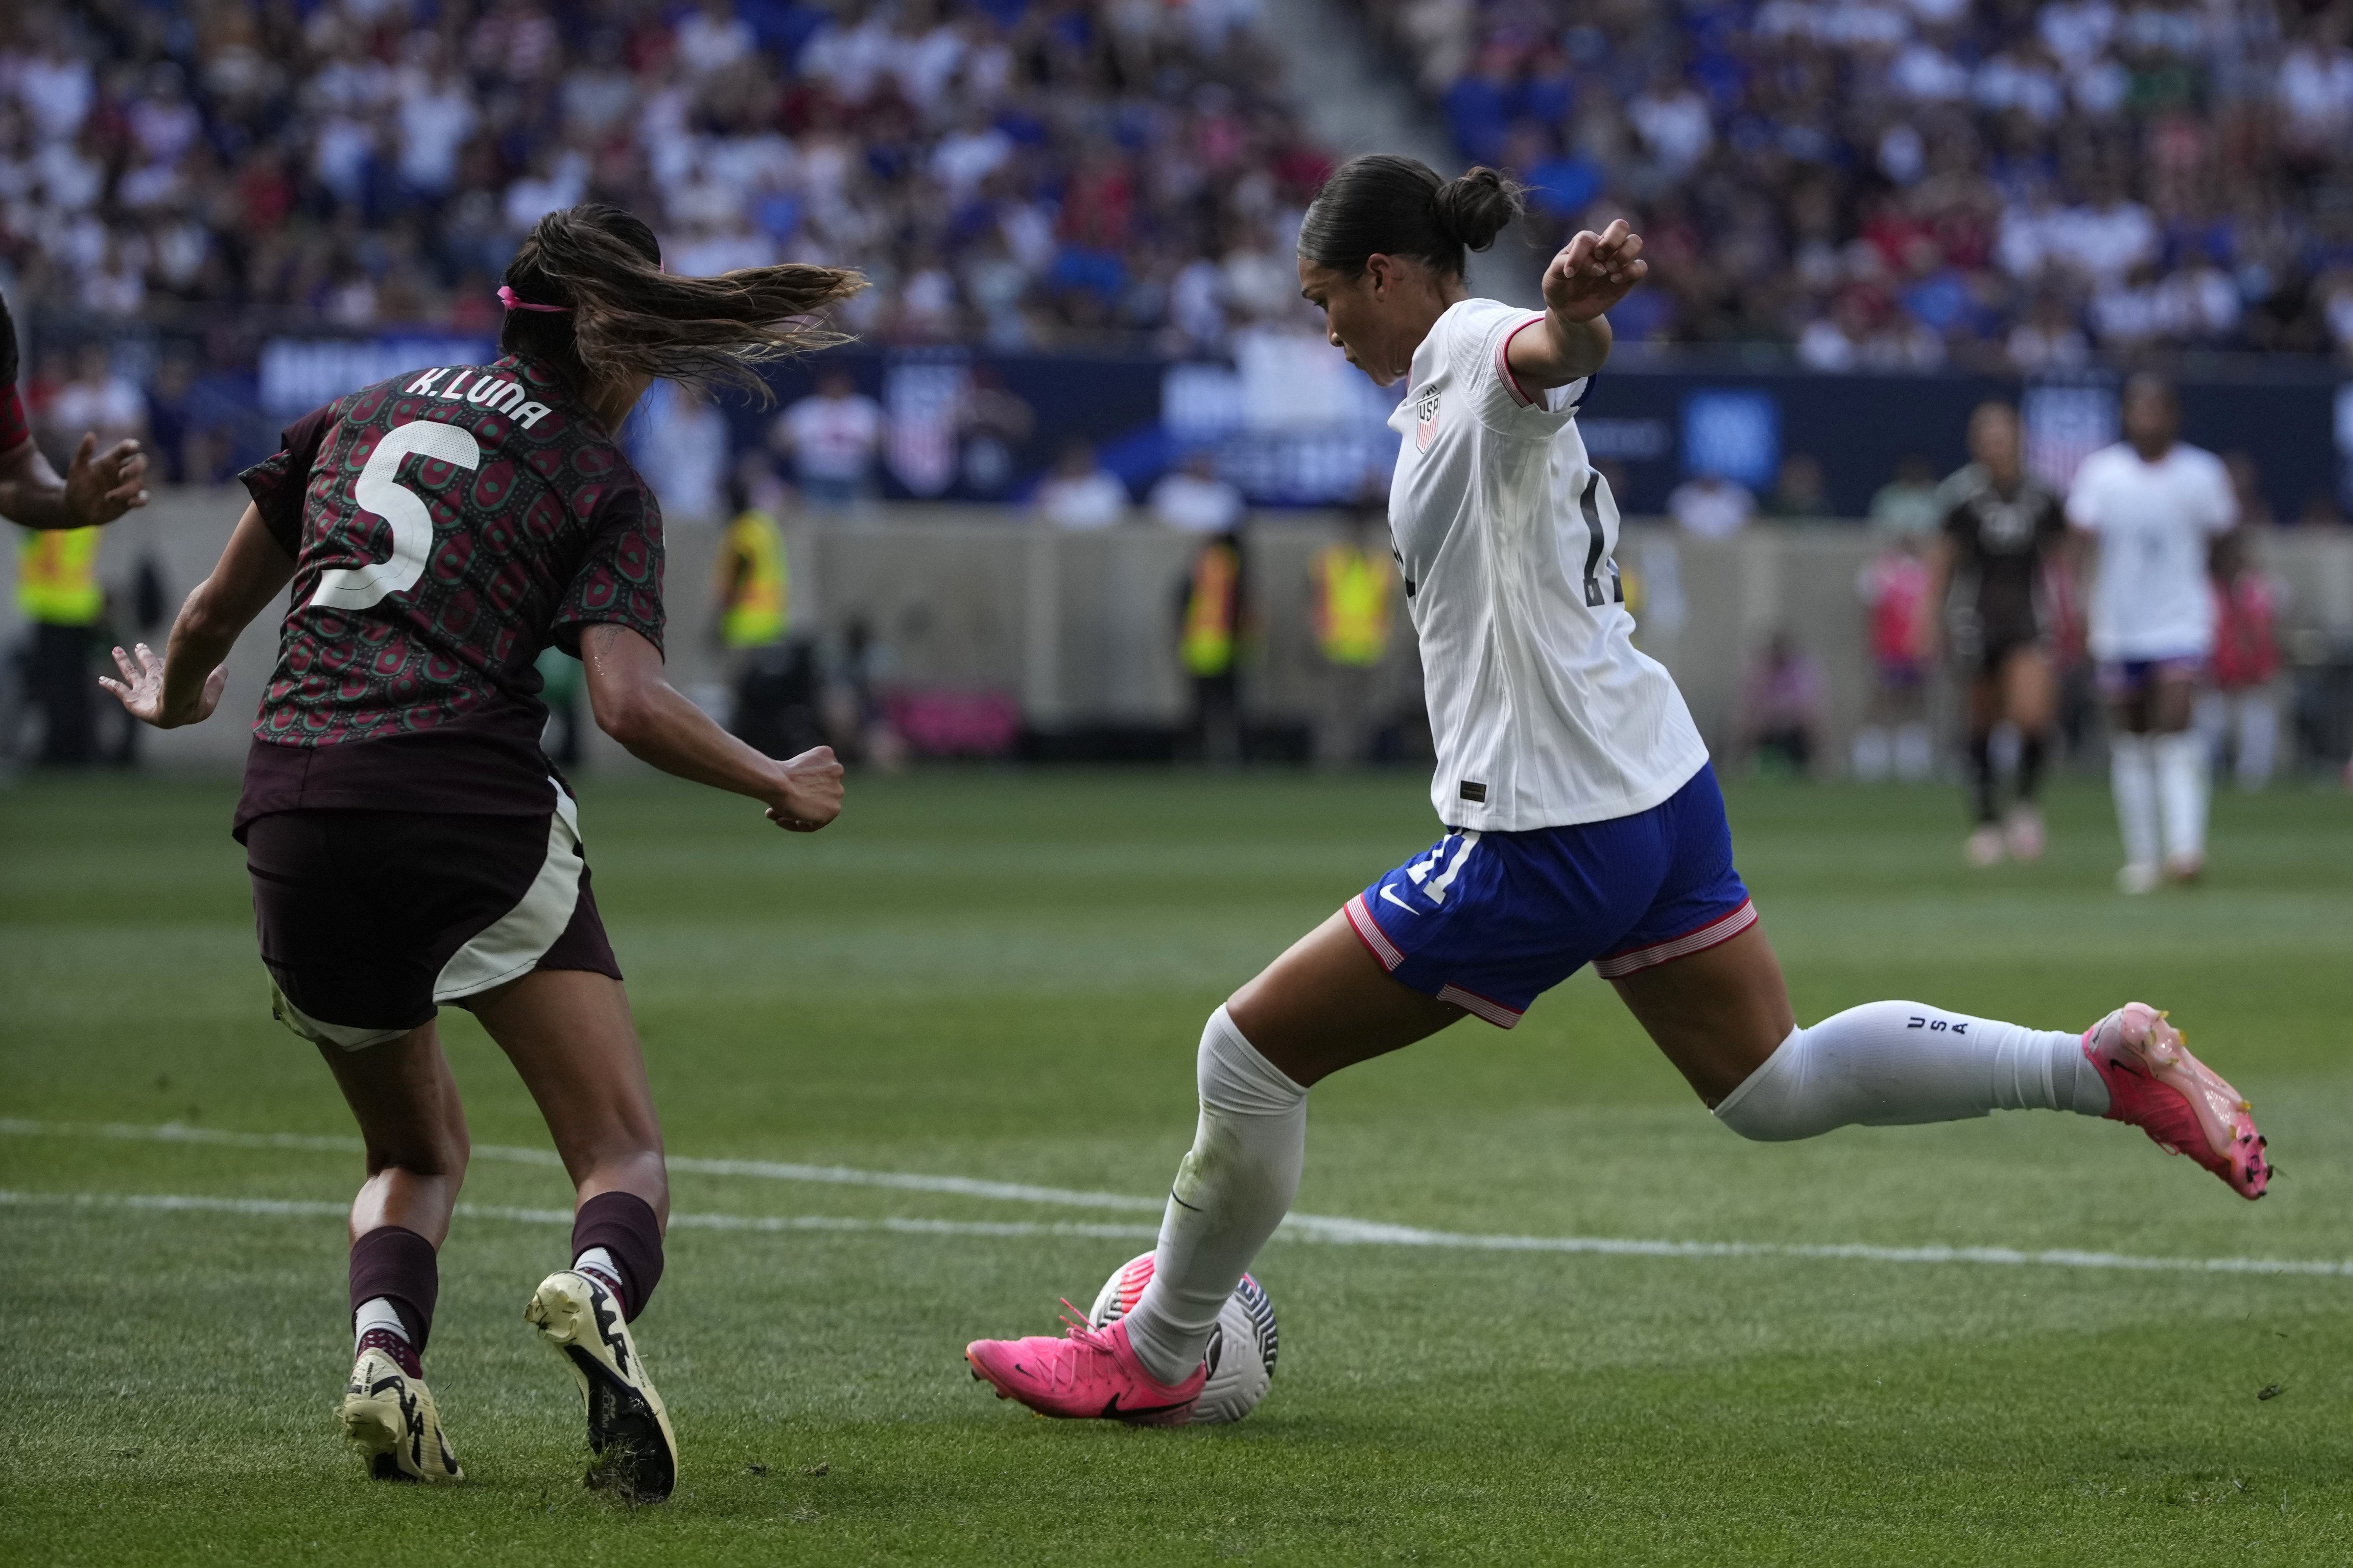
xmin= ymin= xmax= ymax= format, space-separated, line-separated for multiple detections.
xmin=963 ymin=158 xmax=2270 ymax=1426
xmin=2065 ymin=377 xmax=2237 ymax=893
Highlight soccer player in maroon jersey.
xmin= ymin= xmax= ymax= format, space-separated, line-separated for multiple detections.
xmin=102 ymin=204 xmax=858 ymax=1498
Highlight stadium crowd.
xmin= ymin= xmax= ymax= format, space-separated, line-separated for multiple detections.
xmin=0 ymin=0 xmax=1330 ymax=355
xmin=1371 ymin=0 xmax=2353 ymax=364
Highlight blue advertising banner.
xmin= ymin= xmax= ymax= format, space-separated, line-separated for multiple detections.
xmin=255 ymin=333 xmax=2350 ymax=522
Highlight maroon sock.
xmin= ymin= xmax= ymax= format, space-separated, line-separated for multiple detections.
xmin=350 ymin=1224 xmax=439 ymax=1355
xmin=571 ymin=1191 xmax=664 ymax=1321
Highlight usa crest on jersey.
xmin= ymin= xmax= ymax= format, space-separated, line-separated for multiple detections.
xmin=1413 ymin=385 xmax=1441 ymax=451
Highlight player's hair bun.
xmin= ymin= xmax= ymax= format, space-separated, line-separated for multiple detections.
xmin=1431 ymin=167 xmax=1525 ymax=255
xmin=1298 ymin=154 xmax=1521 ymax=280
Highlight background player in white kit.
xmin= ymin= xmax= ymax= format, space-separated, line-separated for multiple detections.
xmin=2065 ymin=377 xmax=2238 ymax=893
xmin=963 ymin=159 xmax=2272 ymax=1426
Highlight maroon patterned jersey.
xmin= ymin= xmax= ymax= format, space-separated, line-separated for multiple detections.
xmin=233 ymin=352 xmax=664 ymax=829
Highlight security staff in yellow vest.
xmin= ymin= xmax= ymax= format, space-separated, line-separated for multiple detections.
xmin=715 ymin=492 xmax=819 ymax=760
xmin=1179 ymin=530 xmax=1247 ymax=764
xmin=17 ymin=524 xmax=106 ymax=764
xmin=1307 ymin=502 xmax=1400 ymax=766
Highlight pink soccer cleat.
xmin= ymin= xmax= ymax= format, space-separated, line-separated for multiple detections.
xmin=965 ymin=1306 xmax=1206 ymax=1426
xmin=2082 ymin=1003 xmax=2270 ymax=1199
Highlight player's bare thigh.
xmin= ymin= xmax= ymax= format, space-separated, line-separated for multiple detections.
xmin=1609 ymin=923 xmax=1795 ymax=1107
xmin=1227 ymin=909 xmax=1796 ymax=1106
xmin=1996 ymin=645 xmax=2055 ymax=732
xmin=1226 ymin=910 xmax=1465 ymax=1087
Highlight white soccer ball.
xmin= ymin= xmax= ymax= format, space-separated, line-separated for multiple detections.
xmin=1088 ymin=1252 xmax=1278 ymax=1424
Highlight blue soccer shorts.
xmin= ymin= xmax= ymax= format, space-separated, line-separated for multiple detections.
xmin=1342 ymin=763 xmax=1754 ymax=1029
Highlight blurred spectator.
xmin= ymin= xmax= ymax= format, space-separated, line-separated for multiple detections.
xmin=0 ymin=0 xmax=1329 ymax=354
xmin=13 ymin=520 xmax=104 ymax=765
xmin=629 ymin=382 xmax=729 ymax=525
xmin=1179 ymin=528 xmax=1247 ymax=764
xmin=1037 ymin=440 xmax=1128 ymax=530
xmin=44 ymin=344 xmax=145 ymax=459
xmin=715 ymin=481 xmax=821 ymax=764
xmin=1765 ymin=452 xmax=1832 ymax=521
xmin=1307 ymin=501 xmax=1398 ymax=767
xmin=1741 ymin=631 xmax=1824 ymax=779
xmin=1365 ymin=0 xmax=2353 ymax=358
xmin=1149 ymin=449 xmax=1245 ymax=534
xmin=1666 ymin=470 xmax=1753 ymax=539
xmin=1869 ymin=454 xmax=1943 ymax=537
xmin=772 ymin=368 xmax=882 ymax=512
xmin=2198 ymin=530 xmax=2283 ymax=791
xmin=1853 ymin=534 xmax=1934 ymax=784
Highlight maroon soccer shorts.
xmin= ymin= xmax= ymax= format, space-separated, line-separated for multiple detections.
xmin=245 ymin=804 xmax=620 ymax=1049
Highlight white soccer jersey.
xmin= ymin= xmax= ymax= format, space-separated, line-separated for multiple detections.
xmin=1386 ymin=298 xmax=1708 ymax=832
xmin=2064 ymin=440 xmax=2236 ymax=661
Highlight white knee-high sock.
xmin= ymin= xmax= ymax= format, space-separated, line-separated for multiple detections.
xmin=2151 ymin=730 xmax=2208 ymax=863
xmin=2109 ymin=734 xmax=2158 ymax=870
xmin=1713 ymin=1000 xmax=2109 ymax=1141
xmin=1122 ymin=1006 xmax=1306 ymax=1386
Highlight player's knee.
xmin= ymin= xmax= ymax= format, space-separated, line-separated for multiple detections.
xmin=1198 ymin=1006 xmax=1307 ymax=1117
xmin=1709 ymin=1025 xmax=1825 ymax=1142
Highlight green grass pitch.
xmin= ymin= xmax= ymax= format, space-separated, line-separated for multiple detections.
xmin=4 ymin=766 xmax=2351 ymax=1565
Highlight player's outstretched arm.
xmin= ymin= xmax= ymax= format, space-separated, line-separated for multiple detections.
xmin=0 ymin=431 xmax=150 ymax=530
xmin=103 ymin=501 xmax=292 ymax=728
xmin=1506 ymin=218 xmax=1648 ymax=393
xmin=579 ymin=622 xmax=844 ymax=832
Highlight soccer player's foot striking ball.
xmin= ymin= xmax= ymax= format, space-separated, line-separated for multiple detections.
xmin=1964 ymin=824 xmax=2006 ymax=867
xmin=2083 ymin=1002 xmax=2269 ymax=1199
xmin=525 ymin=1270 xmax=678 ymax=1501
xmin=966 ymin=1308 xmax=1207 ymax=1426
xmin=339 ymin=1343 xmax=462 ymax=1482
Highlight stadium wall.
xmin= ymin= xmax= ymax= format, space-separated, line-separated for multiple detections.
xmin=13 ymin=493 xmax=2353 ymax=778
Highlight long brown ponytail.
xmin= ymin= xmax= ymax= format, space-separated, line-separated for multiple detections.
xmin=499 ymin=203 xmax=864 ymax=403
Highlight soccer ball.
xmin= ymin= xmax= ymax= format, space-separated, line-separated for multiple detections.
xmin=1088 ymin=1252 xmax=1278 ymax=1424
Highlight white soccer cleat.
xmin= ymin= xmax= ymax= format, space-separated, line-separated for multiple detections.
xmin=2116 ymin=861 xmax=2160 ymax=895
xmin=525 ymin=1270 xmax=678 ymax=1501
xmin=1965 ymin=824 xmax=2006 ymax=867
xmin=339 ymin=1344 xmax=462 ymax=1483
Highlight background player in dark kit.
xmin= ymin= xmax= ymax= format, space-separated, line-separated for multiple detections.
xmin=102 ymin=204 xmax=859 ymax=1498
xmin=1922 ymin=402 xmax=2069 ymax=866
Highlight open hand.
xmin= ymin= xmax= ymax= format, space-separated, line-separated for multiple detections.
xmin=99 ymin=641 xmax=223 ymax=729
xmin=764 ymin=744 xmax=845 ymax=831
xmin=1541 ymin=219 xmax=1648 ymax=324
xmin=63 ymin=434 xmax=150 ymax=527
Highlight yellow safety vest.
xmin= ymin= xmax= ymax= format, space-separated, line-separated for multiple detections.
xmin=718 ymin=508 xmax=788 ymax=650
xmin=1311 ymin=544 xmax=1393 ymax=667
xmin=16 ymin=526 xmax=103 ymax=627
xmin=1181 ymin=541 xmax=1240 ymax=677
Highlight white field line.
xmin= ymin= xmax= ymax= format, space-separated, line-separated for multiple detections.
xmin=3 ymin=1119 xmax=2349 ymax=1278
xmin=0 ymin=1118 xmax=1164 ymax=1212
xmin=0 ymin=1190 xmax=1158 ymax=1242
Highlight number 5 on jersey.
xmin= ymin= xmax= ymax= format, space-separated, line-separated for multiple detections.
xmin=308 ymin=421 xmax=482 ymax=612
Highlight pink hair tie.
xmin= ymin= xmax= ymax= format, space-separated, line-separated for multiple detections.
xmin=498 ymin=285 xmax=569 ymax=313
